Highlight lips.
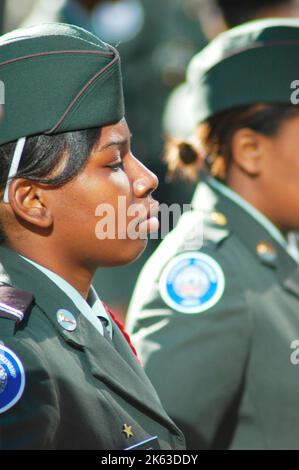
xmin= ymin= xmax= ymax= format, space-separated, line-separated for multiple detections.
xmin=146 ymin=200 xmax=159 ymax=222
xmin=136 ymin=200 xmax=160 ymax=235
xmin=136 ymin=200 xmax=159 ymax=224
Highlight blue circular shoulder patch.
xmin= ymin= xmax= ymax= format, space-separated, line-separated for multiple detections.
xmin=159 ymin=252 xmax=225 ymax=314
xmin=0 ymin=344 xmax=25 ymax=413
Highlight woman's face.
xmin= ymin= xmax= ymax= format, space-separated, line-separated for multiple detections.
xmin=263 ymin=115 xmax=299 ymax=232
xmin=44 ymin=118 xmax=159 ymax=267
xmin=229 ymin=113 xmax=299 ymax=232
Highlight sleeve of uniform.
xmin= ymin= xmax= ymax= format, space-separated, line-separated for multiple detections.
xmin=0 ymin=334 xmax=60 ymax=449
xmin=128 ymin=241 xmax=253 ymax=449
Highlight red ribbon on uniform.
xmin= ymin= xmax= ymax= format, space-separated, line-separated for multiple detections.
xmin=102 ymin=303 xmax=141 ymax=365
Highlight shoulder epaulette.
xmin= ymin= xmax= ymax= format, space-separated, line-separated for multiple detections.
xmin=201 ymin=211 xmax=230 ymax=247
xmin=0 ymin=284 xmax=34 ymax=323
xmin=175 ymin=210 xmax=230 ymax=252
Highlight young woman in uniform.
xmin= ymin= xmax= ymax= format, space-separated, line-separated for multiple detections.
xmin=0 ymin=22 xmax=185 ymax=450
xmin=127 ymin=19 xmax=299 ymax=449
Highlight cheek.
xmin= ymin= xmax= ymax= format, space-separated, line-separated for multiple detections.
xmin=278 ymin=152 xmax=299 ymax=185
xmin=49 ymin=173 xmax=148 ymax=265
xmin=266 ymin=141 xmax=299 ymax=187
xmin=268 ymin=151 xmax=299 ymax=213
xmin=91 ymin=170 xmax=132 ymax=204
xmin=105 ymin=170 xmax=132 ymax=198
xmin=81 ymin=172 xmax=134 ymax=236
xmin=94 ymin=173 xmax=133 ymax=225
xmin=272 ymin=128 xmax=299 ymax=180
xmin=51 ymin=169 xmax=138 ymax=242
xmin=75 ymin=171 xmax=132 ymax=213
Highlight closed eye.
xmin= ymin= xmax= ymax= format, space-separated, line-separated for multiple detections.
xmin=106 ymin=160 xmax=124 ymax=172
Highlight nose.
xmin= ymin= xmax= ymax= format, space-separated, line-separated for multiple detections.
xmin=132 ymin=157 xmax=159 ymax=198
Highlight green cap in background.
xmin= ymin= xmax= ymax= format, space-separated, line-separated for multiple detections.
xmin=187 ymin=18 xmax=299 ymax=125
xmin=0 ymin=22 xmax=124 ymax=145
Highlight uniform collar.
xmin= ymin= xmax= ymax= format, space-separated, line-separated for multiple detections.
xmin=207 ymin=177 xmax=288 ymax=250
xmin=193 ymin=177 xmax=299 ymax=263
xmin=0 ymin=246 xmax=112 ymax=344
xmin=192 ymin=179 xmax=299 ymax=297
xmin=0 ymin=246 xmax=179 ymax=432
xmin=19 ymin=254 xmax=113 ymax=338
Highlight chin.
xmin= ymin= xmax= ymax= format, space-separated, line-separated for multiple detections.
xmin=112 ymin=239 xmax=148 ymax=266
xmin=96 ymin=239 xmax=148 ymax=267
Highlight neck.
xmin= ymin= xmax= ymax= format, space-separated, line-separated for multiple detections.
xmin=6 ymin=238 xmax=94 ymax=299
xmin=255 ymin=5 xmax=299 ymax=20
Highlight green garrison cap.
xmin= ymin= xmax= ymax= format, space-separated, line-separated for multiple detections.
xmin=0 ymin=23 xmax=124 ymax=145
xmin=187 ymin=18 xmax=299 ymax=125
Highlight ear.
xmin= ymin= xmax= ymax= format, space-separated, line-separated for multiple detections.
xmin=231 ymin=128 xmax=270 ymax=176
xmin=8 ymin=178 xmax=53 ymax=229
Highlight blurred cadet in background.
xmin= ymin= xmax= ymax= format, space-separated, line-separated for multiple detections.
xmin=162 ymin=0 xmax=299 ymax=259
xmin=216 ymin=0 xmax=299 ymax=29
xmin=164 ymin=0 xmax=299 ymax=140
xmin=127 ymin=19 xmax=299 ymax=449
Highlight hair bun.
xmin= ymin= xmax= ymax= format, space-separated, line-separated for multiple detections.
xmin=177 ymin=142 xmax=198 ymax=165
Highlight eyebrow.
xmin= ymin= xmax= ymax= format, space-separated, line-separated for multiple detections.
xmin=98 ymin=133 xmax=132 ymax=152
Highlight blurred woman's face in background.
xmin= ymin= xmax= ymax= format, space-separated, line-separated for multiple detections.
xmin=226 ymin=114 xmax=299 ymax=233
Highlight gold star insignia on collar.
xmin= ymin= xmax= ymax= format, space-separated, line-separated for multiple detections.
xmin=122 ymin=424 xmax=134 ymax=438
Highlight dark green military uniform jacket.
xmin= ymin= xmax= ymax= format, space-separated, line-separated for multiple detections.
xmin=0 ymin=246 xmax=185 ymax=450
xmin=127 ymin=178 xmax=299 ymax=450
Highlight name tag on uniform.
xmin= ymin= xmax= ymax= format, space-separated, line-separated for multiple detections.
xmin=124 ymin=436 xmax=160 ymax=450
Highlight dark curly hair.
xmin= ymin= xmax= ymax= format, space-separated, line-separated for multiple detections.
xmin=165 ymin=103 xmax=299 ymax=182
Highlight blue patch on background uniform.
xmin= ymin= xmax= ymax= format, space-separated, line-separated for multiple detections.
xmin=159 ymin=252 xmax=225 ymax=313
xmin=0 ymin=344 xmax=25 ymax=413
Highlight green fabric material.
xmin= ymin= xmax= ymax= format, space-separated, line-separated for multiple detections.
xmin=127 ymin=179 xmax=299 ymax=449
xmin=0 ymin=23 xmax=124 ymax=145
xmin=187 ymin=18 xmax=299 ymax=124
xmin=0 ymin=246 xmax=185 ymax=450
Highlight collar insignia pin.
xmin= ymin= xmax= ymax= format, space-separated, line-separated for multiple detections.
xmin=56 ymin=309 xmax=77 ymax=332
xmin=256 ymin=241 xmax=277 ymax=264
xmin=122 ymin=424 xmax=134 ymax=439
